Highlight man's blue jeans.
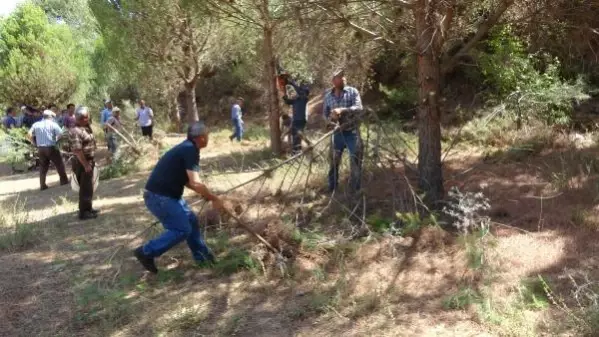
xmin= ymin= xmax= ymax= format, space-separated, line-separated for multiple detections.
xmin=231 ymin=118 xmax=243 ymax=142
xmin=328 ymin=130 xmax=363 ymax=192
xmin=142 ymin=190 xmax=214 ymax=262
xmin=291 ymin=119 xmax=306 ymax=154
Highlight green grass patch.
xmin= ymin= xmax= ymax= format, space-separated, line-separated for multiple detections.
xmin=291 ymin=227 xmax=326 ymax=251
xmin=366 ymin=212 xmax=438 ymax=237
xmin=212 ymin=248 xmax=260 ymax=276
xmin=0 ymin=197 xmax=40 ymax=252
xmin=444 ymin=287 xmax=483 ymax=310
xmin=99 ymin=156 xmax=139 ymax=181
xmin=75 ymin=283 xmax=135 ymax=327
xmin=516 ymin=278 xmax=550 ymax=310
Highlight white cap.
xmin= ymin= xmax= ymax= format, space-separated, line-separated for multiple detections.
xmin=43 ymin=109 xmax=56 ymax=117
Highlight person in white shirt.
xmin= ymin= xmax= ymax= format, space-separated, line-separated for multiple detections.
xmin=135 ymin=99 xmax=154 ymax=140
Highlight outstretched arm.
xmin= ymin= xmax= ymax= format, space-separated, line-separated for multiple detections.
xmin=186 ymin=170 xmax=224 ymax=211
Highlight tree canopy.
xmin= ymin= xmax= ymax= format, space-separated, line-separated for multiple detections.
xmin=0 ymin=3 xmax=92 ymax=106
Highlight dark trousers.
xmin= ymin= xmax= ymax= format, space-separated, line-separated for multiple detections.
xmin=73 ymin=158 xmax=95 ymax=214
xmin=141 ymin=125 xmax=153 ymax=140
xmin=38 ymin=146 xmax=68 ymax=189
xmin=291 ymin=120 xmax=306 ymax=154
xmin=329 ymin=130 xmax=363 ymax=192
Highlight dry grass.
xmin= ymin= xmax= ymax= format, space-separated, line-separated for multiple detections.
xmin=4 ymin=119 xmax=599 ymax=336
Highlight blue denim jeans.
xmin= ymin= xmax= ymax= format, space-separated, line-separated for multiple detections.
xmin=106 ymin=133 xmax=119 ymax=156
xmin=231 ymin=118 xmax=243 ymax=142
xmin=291 ymin=120 xmax=306 ymax=154
xmin=142 ymin=191 xmax=214 ymax=262
xmin=328 ymin=130 xmax=363 ymax=192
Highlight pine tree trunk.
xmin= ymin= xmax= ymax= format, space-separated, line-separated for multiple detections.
xmin=415 ymin=3 xmax=444 ymax=206
xmin=184 ymin=81 xmax=199 ymax=125
xmin=263 ymin=26 xmax=282 ymax=154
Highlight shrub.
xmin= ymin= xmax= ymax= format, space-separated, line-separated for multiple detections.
xmin=0 ymin=197 xmax=39 ymax=252
xmin=478 ymin=25 xmax=589 ymax=126
xmin=0 ymin=127 xmax=35 ymax=166
xmin=99 ymin=156 xmax=138 ymax=180
xmin=443 ymin=187 xmax=491 ymax=233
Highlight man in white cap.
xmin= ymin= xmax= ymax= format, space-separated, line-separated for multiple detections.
xmin=28 ymin=109 xmax=69 ymax=191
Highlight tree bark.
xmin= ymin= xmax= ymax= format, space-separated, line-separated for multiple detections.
xmin=263 ymin=26 xmax=282 ymax=154
xmin=184 ymin=80 xmax=199 ymax=125
xmin=414 ymin=2 xmax=444 ymax=206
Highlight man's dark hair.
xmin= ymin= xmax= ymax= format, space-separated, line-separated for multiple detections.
xmin=67 ymin=103 xmax=75 ymax=109
xmin=6 ymin=107 xmax=14 ymax=115
xmin=49 ymin=104 xmax=57 ymax=109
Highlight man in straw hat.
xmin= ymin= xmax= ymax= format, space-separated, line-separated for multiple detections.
xmin=28 ymin=109 xmax=69 ymax=191
xmin=322 ymin=69 xmax=364 ymax=193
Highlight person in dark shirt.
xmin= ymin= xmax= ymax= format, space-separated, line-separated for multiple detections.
xmin=135 ymin=121 xmax=225 ymax=274
xmin=282 ymin=78 xmax=310 ymax=154
xmin=3 ymin=107 xmax=17 ymax=129
xmin=63 ymin=104 xmax=76 ymax=129
xmin=22 ymin=107 xmax=37 ymax=128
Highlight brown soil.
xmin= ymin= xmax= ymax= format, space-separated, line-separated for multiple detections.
xmin=1 ymin=131 xmax=598 ymax=336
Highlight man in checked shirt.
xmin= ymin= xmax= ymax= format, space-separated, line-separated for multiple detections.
xmin=322 ymin=69 xmax=363 ymax=193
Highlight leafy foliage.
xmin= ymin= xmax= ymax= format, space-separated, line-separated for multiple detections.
xmin=0 ymin=127 xmax=35 ymax=165
xmin=0 ymin=3 xmax=92 ymax=106
xmin=478 ymin=25 xmax=590 ymax=126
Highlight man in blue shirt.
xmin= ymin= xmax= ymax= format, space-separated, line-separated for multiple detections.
xmin=322 ymin=69 xmax=363 ymax=192
xmin=28 ymin=110 xmax=69 ymax=190
xmin=283 ymin=78 xmax=310 ymax=154
xmin=3 ymin=108 xmax=17 ymax=129
xmin=100 ymin=100 xmax=113 ymax=150
xmin=135 ymin=121 xmax=225 ymax=274
xmin=229 ymin=98 xmax=244 ymax=142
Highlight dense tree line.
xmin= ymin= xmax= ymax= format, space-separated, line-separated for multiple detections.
xmin=1 ymin=0 xmax=598 ymax=205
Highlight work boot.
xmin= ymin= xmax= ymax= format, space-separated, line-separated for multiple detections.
xmin=134 ymin=246 xmax=158 ymax=274
xmin=79 ymin=211 xmax=97 ymax=220
xmin=40 ymin=185 xmax=49 ymax=191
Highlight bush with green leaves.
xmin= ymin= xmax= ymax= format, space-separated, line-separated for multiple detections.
xmin=99 ymin=156 xmax=138 ymax=181
xmin=367 ymin=211 xmax=438 ymax=236
xmin=478 ymin=25 xmax=589 ymax=126
xmin=378 ymin=83 xmax=418 ymax=120
xmin=0 ymin=3 xmax=92 ymax=106
xmin=0 ymin=127 xmax=35 ymax=166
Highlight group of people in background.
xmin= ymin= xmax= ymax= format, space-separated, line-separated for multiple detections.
xmin=1 ymin=69 xmax=365 ymax=274
xmin=99 ymin=99 xmax=154 ymax=161
xmin=134 ymin=69 xmax=364 ymax=274
xmin=1 ymin=98 xmax=157 ymax=220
